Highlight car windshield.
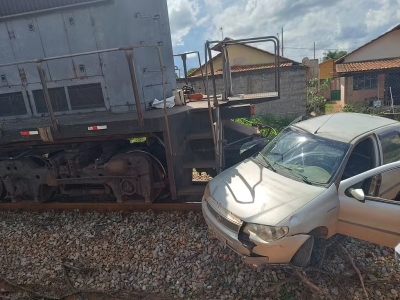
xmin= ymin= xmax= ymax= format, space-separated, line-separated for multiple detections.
xmin=257 ymin=127 xmax=350 ymax=185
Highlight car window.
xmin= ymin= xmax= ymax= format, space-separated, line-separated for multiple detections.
xmin=341 ymin=137 xmax=377 ymax=181
xmin=378 ymin=129 xmax=400 ymax=165
xmin=349 ymin=167 xmax=400 ymax=202
xmin=259 ymin=127 xmax=349 ymax=185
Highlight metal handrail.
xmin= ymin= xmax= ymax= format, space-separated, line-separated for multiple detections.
xmin=203 ymin=36 xmax=281 ymax=173
xmin=204 ymin=42 xmax=219 ymax=172
xmin=173 ymin=51 xmax=206 ymax=91
xmin=205 ymin=36 xmax=281 ymax=105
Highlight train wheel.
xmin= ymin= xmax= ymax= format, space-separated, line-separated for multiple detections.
xmin=0 ymin=180 xmax=6 ymax=201
xmin=38 ymin=185 xmax=57 ymax=203
xmin=124 ymin=150 xmax=167 ymax=202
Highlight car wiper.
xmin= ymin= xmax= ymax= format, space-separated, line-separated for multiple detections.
xmin=268 ymin=152 xmax=283 ymax=161
xmin=273 ymin=163 xmax=313 ymax=185
xmin=257 ymin=152 xmax=276 ymax=172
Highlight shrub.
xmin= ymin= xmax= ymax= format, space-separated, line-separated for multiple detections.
xmin=235 ymin=114 xmax=294 ymax=137
xmin=342 ymin=104 xmax=355 ymax=112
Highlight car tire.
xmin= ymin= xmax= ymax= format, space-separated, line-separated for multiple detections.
xmin=291 ymin=235 xmax=314 ymax=267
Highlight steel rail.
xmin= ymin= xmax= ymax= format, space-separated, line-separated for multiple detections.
xmin=0 ymin=202 xmax=202 ymax=213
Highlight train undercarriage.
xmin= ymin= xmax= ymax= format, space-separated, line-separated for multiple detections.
xmin=0 ymin=137 xmax=168 ymax=203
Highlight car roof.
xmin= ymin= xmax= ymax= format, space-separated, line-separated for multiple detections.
xmin=293 ymin=113 xmax=398 ymax=143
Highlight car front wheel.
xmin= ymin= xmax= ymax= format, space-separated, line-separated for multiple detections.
xmin=290 ymin=235 xmax=314 ymax=267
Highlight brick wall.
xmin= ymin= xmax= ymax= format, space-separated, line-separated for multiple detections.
xmin=341 ymin=73 xmax=386 ymax=105
xmin=177 ymin=65 xmax=307 ymax=119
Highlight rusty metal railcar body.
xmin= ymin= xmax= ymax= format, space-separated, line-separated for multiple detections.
xmin=0 ymin=0 xmax=281 ymax=204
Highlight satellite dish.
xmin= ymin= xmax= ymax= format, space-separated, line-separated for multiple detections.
xmin=302 ymin=57 xmax=310 ymax=65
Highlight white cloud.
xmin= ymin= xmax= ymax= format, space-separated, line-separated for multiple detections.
xmin=366 ymin=0 xmax=398 ymax=30
xmin=173 ymin=0 xmax=400 ymax=62
xmin=168 ymin=0 xmax=400 ymax=72
xmin=187 ymin=52 xmax=198 ymax=58
xmin=167 ymin=0 xmax=200 ymax=45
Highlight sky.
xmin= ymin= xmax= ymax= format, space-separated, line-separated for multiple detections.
xmin=168 ymin=0 xmax=400 ymax=76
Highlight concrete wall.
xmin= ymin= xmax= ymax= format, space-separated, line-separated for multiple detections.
xmin=178 ymin=65 xmax=307 ymax=119
xmin=343 ymin=29 xmax=400 ymax=63
xmin=303 ymin=59 xmax=319 ymax=80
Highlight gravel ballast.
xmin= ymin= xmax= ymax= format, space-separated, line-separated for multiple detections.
xmin=0 ymin=210 xmax=399 ymax=299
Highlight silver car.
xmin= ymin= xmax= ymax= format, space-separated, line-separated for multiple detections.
xmin=202 ymin=113 xmax=400 ymax=267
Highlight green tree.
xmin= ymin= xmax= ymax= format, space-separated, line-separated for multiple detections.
xmin=307 ymin=78 xmax=332 ymax=116
xmin=187 ymin=67 xmax=197 ymax=76
xmin=323 ymin=50 xmax=347 ymax=61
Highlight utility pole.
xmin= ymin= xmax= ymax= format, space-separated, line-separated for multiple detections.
xmin=220 ymin=27 xmax=224 ymax=40
xmin=313 ymin=42 xmax=316 ymax=60
xmin=281 ymin=27 xmax=284 ymax=57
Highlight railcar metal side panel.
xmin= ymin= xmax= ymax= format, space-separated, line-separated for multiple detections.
xmin=0 ymin=0 xmax=176 ymax=122
xmin=7 ymin=18 xmax=51 ymax=84
xmin=89 ymin=0 xmax=145 ymax=113
xmin=35 ymin=13 xmax=74 ymax=81
xmin=62 ymin=8 xmax=103 ymax=77
xmin=0 ymin=23 xmax=21 ymax=87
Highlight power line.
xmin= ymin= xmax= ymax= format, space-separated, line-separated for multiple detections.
xmin=284 ymin=46 xmax=352 ymax=51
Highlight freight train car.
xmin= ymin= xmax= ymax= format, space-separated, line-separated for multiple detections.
xmin=0 ymin=0 xmax=281 ymax=203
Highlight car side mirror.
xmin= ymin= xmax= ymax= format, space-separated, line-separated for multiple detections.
xmin=348 ymin=188 xmax=365 ymax=202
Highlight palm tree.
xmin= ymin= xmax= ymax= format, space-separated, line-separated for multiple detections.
xmin=323 ymin=50 xmax=347 ymax=61
xmin=187 ymin=68 xmax=197 ymax=76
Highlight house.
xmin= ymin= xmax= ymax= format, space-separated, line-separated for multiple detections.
xmin=176 ymin=38 xmax=307 ymax=119
xmin=188 ymin=38 xmax=297 ymax=77
xmin=319 ymin=59 xmax=337 ymax=80
xmin=318 ymin=59 xmax=341 ymax=103
xmin=335 ymin=24 xmax=400 ymax=108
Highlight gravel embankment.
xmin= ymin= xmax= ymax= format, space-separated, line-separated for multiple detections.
xmin=0 ymin=210 xmax=399 ymax=300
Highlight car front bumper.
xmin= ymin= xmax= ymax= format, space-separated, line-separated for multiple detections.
xmin=202 ymin=197 xmax=311 ymax=267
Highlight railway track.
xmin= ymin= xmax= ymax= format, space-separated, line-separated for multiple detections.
xmin=0 ymin=201 xmax=202 ymax=212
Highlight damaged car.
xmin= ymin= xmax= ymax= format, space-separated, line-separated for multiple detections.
xmin=202 ymin=113 xmax=400 ymax=267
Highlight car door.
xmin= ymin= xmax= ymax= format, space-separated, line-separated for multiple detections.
xmin=337 ymin=161 xmax=400 ymax=248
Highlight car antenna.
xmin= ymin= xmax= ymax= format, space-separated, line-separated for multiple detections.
xmin=314 ymin=114 xmax=336 ymax=134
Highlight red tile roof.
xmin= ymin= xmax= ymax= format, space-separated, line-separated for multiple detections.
xmin=187 ymin=38 xmax=299 ymax=77
xmin=189 ymin=62 xmax=294 ymax=77
xmin=336 ymin=57 xmax=400 ymax=73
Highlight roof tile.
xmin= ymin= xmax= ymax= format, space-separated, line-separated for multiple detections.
xmin=189 ymin=62 xmax=293 ymax=77
xmin=336 ymin=57 xmax=400 ymax=73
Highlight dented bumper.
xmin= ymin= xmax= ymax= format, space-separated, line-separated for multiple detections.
xmin=202 ymin=198 xmax=310 ymax=267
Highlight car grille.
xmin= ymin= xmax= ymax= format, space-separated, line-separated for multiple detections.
xmin=207 ymin=202 xmax=241 ymax=233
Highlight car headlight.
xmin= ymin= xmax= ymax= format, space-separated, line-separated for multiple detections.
xmin=243 ymin=223 xmax=289 ymax=243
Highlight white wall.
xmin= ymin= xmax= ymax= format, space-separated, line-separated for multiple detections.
xmin=343 ymin=29 xmax=400 ymax=63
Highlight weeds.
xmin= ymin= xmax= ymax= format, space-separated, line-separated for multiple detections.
xmin=279 ymin=283 xmax=296 ymax=300
xmin=130 ymin=137 xmax=147 ymax=143
xmin=234 ymin=114 xmax=293 ymax=137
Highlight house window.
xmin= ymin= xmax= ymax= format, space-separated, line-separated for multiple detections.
xmin=353 ymin=74 xmax=378 ymax=90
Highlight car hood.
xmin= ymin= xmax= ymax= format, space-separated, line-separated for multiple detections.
xmin=208 ymin=157 xmax=326 ymax=225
